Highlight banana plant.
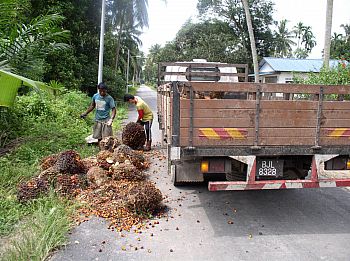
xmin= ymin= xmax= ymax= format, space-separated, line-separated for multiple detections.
xmin=0 ymin=70 xmax=48 ymax=107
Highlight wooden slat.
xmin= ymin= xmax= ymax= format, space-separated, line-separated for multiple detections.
xmin=160 ymin=72 xmax=245 ymax=77
xmin=259 ymin=137 xmax=314 ymax=146
xmin=180 ymin=108 xmax=255 ymax=118
xmin=186 ymin=82 xmax=350 ymax=94
xmin=320 ymin=119 xmax=350 ymax=128
xmin=260 ymin=100 xmax=318 ymax=110
xmin=323 ymin=101 xmax=350 ymax=110
xmin=320 ymin=137 xmax=350 ymax=146
xmin=322 ymin=109 xmax=350 ymax=119
xmin=159 ymin=62 xmax=247 ymax=68
xmin=180 ymin=99 xmax=256 ymax=109
xmin=190 ymin=82 xmax=256 ymax=92
xmin=180 ymin=118 xmax=254 ymax=128
xmin=180 ymin=137 xmax=254 ymax=147
xmin=181 ymin=128 xmax=315 ymax=138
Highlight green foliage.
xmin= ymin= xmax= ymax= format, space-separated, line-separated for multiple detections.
xmin=0 ymin=193 xmax=74 ymax=261
xmin=331 ymin=24 xmax=350 ymax=61
xmin=293 ymin=61 xmax=350 ymax=100
xmin=295 ymin=62 xmax=350 ymax=85
xmin=0 ymin=13 xmax=70 ymax=79
xmin=197 ymin=0 xmax=275 ymax=59
xmin=0 ymin=88 xmax=128 ymax=258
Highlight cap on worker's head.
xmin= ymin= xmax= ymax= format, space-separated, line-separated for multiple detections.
xmin=123 ymin=94 xmax=134 ymax=102
xmin=97 ymin=82 xmax=108 ymax=90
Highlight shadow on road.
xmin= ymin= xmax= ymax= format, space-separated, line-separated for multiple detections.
xmin=175 ymin=182 xmax=350 ymax=237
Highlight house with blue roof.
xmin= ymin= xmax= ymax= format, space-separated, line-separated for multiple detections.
xmin=258 ymin=57 xmax=343 ymax=83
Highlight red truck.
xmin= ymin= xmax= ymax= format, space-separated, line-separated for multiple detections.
xmin=157 ymin=61 xmax=350 ymax=191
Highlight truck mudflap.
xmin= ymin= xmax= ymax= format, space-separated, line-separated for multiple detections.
xmin=208 ymin=179 xmax=350 ymax=191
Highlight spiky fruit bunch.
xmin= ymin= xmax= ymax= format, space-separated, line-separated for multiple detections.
xmin=128 ymin=151 xmax=146 ymax=170
xmin=81 ymin=157 xmax=98 ymax=170
xmin=113 ymin=152 xmax=128 ymax=163
xmin=38 ymin=166 xmax=61 ymax=183
xmin=55 ymin=150 xmax=85 ymax=174
xmin=87 ymin=166 xmax=109 ymax=186
xmin=97 ymin=150 xmax=114 ymax=163
xmin=122 ymin=181 xmax=163 ymax=213
xmin=115 ymin=144 xmax=133 ymax=155
xmin=55 ymin=174 xmax=81 ymax=197
xmin=99 ymin=136 xmax=121 ymax=152
xmin=113 ymin=145 xmax=147 ymax=169
xmin=17 ymin=177 xmax=49 ymax=203
xmin=111 ymin=163 xmax=146 ymax=181
xmin=122 ymin=122 xmax=146 ymax=150
xmin=40 ymin=154 xmax=58 ymax=171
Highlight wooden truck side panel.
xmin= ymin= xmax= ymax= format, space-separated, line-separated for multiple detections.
xmin=176 ymin=83 xmax=350 ymax=148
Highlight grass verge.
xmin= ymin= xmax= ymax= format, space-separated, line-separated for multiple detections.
xmin=0 ymin=90 xmax=128 ymax=260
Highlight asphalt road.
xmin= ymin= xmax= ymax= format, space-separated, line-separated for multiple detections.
xmin=51 ymin=85 xmax=350 ymax=261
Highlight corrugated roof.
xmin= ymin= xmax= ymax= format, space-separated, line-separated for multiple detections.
xmin=259 ymin=57 xmax=343 ymax=73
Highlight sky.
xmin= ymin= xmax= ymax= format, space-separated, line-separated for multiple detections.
xmin=140 ymin=0 xmax=350 ymax=59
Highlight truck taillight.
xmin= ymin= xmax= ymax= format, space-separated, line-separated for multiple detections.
xmin=347 ymin=160 xmax=350 ymax=170
xmin=201 ymin=161 xmax=209 ymax=173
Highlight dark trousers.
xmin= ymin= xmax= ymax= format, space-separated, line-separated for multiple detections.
xmin=140 ymin=120 xmax=152 ymax=141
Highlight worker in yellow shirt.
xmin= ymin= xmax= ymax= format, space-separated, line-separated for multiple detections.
xmin=124 ymin=94 xmax=154 ymax=151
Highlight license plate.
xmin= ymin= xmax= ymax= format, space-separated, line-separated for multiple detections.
xmin=256 ymin=159 xmax=283 ymax=178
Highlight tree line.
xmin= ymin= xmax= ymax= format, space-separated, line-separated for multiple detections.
xmin=144 ymin=0 xmax=349 ymax=83
xmin=0 ymin=0 xmax=349 ymax=93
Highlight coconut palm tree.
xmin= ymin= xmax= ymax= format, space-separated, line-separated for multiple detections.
xmin=274 ymin=19 xmax=296 ymax=58
xmin=109 ymin=0 xmax=149 ymax=71
xmin=293 ymin=22 xmax=306 ymax=49
xmin=301 ymin=26 xmax=316 ymax=53
xmin=323 ymin=0 xmax=334 ymax=69
xmin=241 ymin=0 xmax=259 ymax=83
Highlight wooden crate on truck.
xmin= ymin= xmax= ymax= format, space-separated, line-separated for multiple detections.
xmin=157 ymin=61 xmax=350 ymax=191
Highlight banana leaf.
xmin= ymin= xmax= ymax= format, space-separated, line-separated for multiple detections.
xmin=0 ymin=70 xmax=48 ymax=107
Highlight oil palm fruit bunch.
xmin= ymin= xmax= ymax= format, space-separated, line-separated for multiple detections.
xmin=111 ymin=163 xmax=146 ymax=181
xmin=99 ymin=136 xmax=121 ymax=152
xmin=17 ymin=177 xmax=49 ymax=203
xmin=38 ymin=166 xmax=61 ymax=183
xmin=55 ymin=174 xmax=81 ymax=197
xmin=54 ymin=150 xmax=85 ymax=174
xmin=128 ymin=151 xmax=146 ymax=170
xmin=122 ymin=122 xmax=146 ymax=150
xmin=40 ymin=153 xmax=59 ymax=171
xmin=123 ymin=181 xmax=162 ymax=213
xmin=87 ymin=166 xmax=110 ymax=186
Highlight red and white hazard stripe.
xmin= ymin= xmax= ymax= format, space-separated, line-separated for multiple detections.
xmin=208 ymin=179 xmax=350 ymax=191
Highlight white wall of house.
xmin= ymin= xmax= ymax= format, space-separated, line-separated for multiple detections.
xmin=260 ymin=72 xmax=309 ymax=83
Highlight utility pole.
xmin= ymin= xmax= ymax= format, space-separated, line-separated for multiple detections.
xmin=98 ymin=0 xmax=106 ymax=84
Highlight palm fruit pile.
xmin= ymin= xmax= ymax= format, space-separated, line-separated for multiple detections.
xmin=99 ymin=136 xmax=121 ymax=152
xmin=86 ymin=166 xmax=109 ymax=186
xmin=113 ymin=145 xmax=148 ymax=170
xmin=40 ymin=153 xmax=59 ymax=170
xmin=55 ymin=150 xmax=86 ymax=174
xmin=96 ymin=150 xmax=114 ymax=170
xmin=122 ymin=181 xmax=163 ymax=213
xmin=111 ymin=163 xmax=146 ymax=181
xmin=17 ymin=177 xmax=49 ymax=203
xmin=55 ymin=174 xmax=86 ymax=197
xmin=121 ymin=122 xmax=146 ymax=150
xmin=17 ymin=140 xmax=164 ymax=232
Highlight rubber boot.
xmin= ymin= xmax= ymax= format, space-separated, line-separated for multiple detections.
xmin=144 ymin=140 xmax=152 ymax=151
